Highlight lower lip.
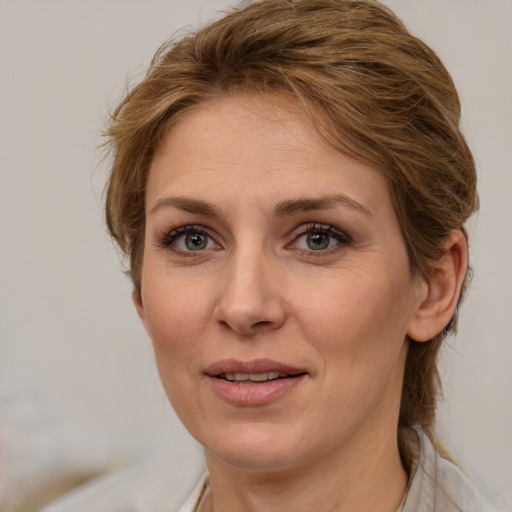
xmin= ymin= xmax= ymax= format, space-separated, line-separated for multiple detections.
xmin=206 ymin=375 xmax=306 ymax=406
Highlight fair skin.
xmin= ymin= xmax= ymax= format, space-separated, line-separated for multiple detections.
xmin=134 ymin=94 xmax=467 ymax=512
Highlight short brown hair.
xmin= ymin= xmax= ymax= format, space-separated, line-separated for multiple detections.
xmin=104 ymin=0 xmax=477 ymax=444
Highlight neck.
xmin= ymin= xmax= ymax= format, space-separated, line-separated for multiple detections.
xmin=201 ymin=424 xmax=408 ymax=512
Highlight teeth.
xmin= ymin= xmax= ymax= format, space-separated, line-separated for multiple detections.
xmin=223 ymin=372 xmax=288 ymax=382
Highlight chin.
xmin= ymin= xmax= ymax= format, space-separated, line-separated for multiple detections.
xmin=202 ymin=424 xmax=306 ymax=472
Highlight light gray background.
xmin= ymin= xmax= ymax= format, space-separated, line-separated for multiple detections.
xmin=1 ymin=0 xmax=511 ymax=510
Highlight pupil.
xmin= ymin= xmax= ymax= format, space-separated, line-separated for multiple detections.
xmin=307 ymin=232 xmax=329 ymax=250
xmin=186 ymin=233 xmax=207 ymax=250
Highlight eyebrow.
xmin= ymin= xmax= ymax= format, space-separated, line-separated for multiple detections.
xmin=148 ymin=193 xmax=372 ymax=218
xmin=148 ymin=197 xmax=220 ymax=217
xmin=274 ymin=194 xmax=373 ymax=217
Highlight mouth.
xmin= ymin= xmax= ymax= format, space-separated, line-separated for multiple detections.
xmin=205 ymin=359 xmax=307 ymax=382
xmin=205 ymin=358 xmax=308 ymax=396
xmin=205 ymin=359 xmax=308 ymax=405
xmin=216 ymin=371 xmax=305 ymax=384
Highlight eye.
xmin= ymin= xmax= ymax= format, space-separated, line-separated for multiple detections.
xmin=291 ymin=223 xmax=350 ymax=253
xmin=157 ymin=225 xmax=219 ymax=254
xmin=302 ymin=231 xmax=334 ymax=251
xmin=177 ymin=231 xmax=210 ymax=251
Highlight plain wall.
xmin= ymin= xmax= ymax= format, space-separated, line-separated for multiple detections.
xmin=1 ymin=0 xmax=510 ymax=509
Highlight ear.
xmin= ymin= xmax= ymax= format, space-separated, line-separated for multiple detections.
xmin=407 ymin=230 xmax=468 ymax=342
xmin=132 ymin=287 xmax=147 ymax=329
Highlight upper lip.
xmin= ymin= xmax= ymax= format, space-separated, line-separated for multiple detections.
xmin=205 ymin=358 xmax=307 ymax=377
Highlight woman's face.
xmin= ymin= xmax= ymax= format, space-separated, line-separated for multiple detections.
xmin=136 ymin=95 xmax=427 ymax=473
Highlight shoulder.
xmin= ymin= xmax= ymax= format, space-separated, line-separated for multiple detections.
xmin=435 ymin=452 xmax=498 ymax=512
xmin=40 ymin=452 xmax=206 ymax=512
xmin=402 ymin=428 xmax=500 ymax=512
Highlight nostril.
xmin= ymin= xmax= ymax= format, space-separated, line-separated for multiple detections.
xmin=217 ymin=318 xmax=274 ymax=336
xmin=253 ymin=320 xmax=271 ymax=328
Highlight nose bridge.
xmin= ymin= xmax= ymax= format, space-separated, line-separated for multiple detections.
xmin=214 ymin=239 xmax=285 ymax=335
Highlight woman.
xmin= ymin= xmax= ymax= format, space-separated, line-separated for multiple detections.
xmin=104 ymin=1 xmax=493 ymax=510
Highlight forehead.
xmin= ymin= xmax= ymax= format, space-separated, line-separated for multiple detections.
xmin=146 ymin=94 xmax=391 ymax=219
xmin=155 ymin=94 xmax=326 ymax=172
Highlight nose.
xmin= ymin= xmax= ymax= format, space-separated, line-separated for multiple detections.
xmin=213 ymin=249 xmax=286 ymax=337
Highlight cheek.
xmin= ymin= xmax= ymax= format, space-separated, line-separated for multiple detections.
xmin=297 ymin=277 xmax=411 ymax=428
xmin=141 ymin=277 xmax=212 ymax=372
xmin=294 ymin=265 xmax=414 ymax=392
xmin=299 ymin=270 xmax=411 ymax=344
xmin=141 ymin=283 xmax=207 ymax=420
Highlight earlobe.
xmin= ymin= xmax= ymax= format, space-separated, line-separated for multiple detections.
xmin=132 ymin=287 xmax=147 ymax=328
xmin=407 ymin=230 xmax=468 ymax=342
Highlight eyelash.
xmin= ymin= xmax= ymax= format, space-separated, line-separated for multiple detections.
xmin=289 ymin=223 xmax=352 ymax=255
xmin=155 ymin=225 xmax=217 ymax=257
xmin=155 ymin=222 xmax=351 ymax=257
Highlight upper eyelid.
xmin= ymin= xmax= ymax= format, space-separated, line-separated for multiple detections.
xmin=166 ymin=224 xmax=208 ymax=236
xmin=291 ymin=222 xmax=351 ymax=241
